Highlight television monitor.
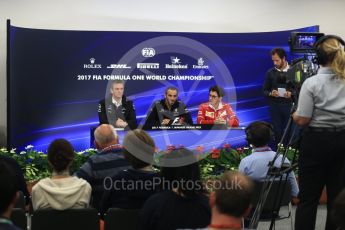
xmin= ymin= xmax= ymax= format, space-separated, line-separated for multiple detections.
xmin=289 ymin=32 xmax=324 ymax=53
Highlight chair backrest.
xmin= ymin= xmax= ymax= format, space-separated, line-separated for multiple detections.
xmin=251 ymin=180 xmax=292 ymax=212
xmin=104 ymin=208 xmax=139 ymax=230
xmin=31 ymin=208 xmax=100 ymax=230
xmin=14 ymin=191 xmax=25 ymax=209
xmin=11 ymin=208 xmax=27 ymax=230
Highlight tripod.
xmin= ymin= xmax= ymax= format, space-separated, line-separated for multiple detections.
xmin=248 ymin=105 xmax=300 ymax=230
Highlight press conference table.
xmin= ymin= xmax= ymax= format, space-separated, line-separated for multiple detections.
xmin=90 ymin=125 xmax=246 ymax=151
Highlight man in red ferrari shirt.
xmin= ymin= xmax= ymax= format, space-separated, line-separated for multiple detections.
xmin=197 ymin=86 xmax=239 ymax=127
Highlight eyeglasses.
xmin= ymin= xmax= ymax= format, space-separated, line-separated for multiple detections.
xmin=209 ymin=94 xmax=218 ymax=99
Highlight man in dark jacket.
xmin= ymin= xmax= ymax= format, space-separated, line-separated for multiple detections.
xmin=262 ymin=48 xmax=293 ymax=143
xmin=98 ymin=80 xmax=137 ymax=130
xmin=143 ymin=86 xmax=192 ymax=130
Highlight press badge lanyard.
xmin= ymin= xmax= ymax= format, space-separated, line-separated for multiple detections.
xmin=252 ymin=147 xmax=272 ymax=153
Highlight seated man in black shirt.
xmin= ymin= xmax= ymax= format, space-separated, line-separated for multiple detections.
xmin=143 ymin=86 xmax=192 ymax=129
xmin=98 ymin=80 xmax=137 ymax=130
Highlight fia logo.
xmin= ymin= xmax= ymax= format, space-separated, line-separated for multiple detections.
xmin=142 ymin=48 xmax=155 ymax=58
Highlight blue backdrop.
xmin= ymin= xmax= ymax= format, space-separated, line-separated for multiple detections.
xmin=8 ymin=25 xmax=318 ymax=151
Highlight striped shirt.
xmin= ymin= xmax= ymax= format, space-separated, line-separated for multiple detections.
xmin=75 ymin=145 xmax=131 ymax=209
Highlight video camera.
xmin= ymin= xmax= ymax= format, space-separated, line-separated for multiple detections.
xmin=286 ymin=32 xmax=325 ymax=96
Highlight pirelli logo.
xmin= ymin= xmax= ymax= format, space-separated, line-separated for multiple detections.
xmin=137 ymin=63 xmax=159 ymax=69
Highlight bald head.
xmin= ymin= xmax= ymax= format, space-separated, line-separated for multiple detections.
xmin=94 ymin=124 xmax=119 ymax=149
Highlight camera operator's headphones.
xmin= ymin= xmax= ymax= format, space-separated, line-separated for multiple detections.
xmin=245 ymin=121 xmax=275 ymax=145
xmin=314 ymin=35 xmax=345 ymax=65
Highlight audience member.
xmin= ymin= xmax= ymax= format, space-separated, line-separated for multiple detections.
xmin=239 ymin=121 xmax=299 ymax=201
xmin=100 ymin=129 xmax=160 ymax=214
xmin=32 ymin=139 xmax=91 ymax=210
xmin=0 ymin=162 xmax=21 ymax=230
xmin=187 ymin=171 xmax=254 ymax=230
xmin=139 ymin=148 xmax=211 ymax=230
xmin=0 ymin=155 xmax=30 ymax=206
xmin=75 ymin=124 xmax=131 ymax=210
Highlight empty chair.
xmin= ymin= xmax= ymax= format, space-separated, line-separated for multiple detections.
xmin=247 ymin=180 xmax=294 ymax=229
xmin=104 ymin=208 xmax=139 ymax=230
xmin=251 ymin=180 xmax=292 ymax=218
xmin=11 ymin=208 xmax=27 ymax=230
xmin=31 ymin=208 xmax=100 ymax=230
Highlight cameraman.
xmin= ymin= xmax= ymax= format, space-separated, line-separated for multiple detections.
xmin=293 ymin=36 xmax=345 ymax=230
